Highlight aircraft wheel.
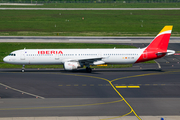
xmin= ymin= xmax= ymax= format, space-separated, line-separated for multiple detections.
xmin=86 ymin=67 xmax=92 ymax=73
xmin=22 ymin=65 xmax=25 ymax=73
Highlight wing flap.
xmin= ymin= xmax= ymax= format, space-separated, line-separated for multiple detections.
xmin=62 ymin=57 xmax=105 ymax=65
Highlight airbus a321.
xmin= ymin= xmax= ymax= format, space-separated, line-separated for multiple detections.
xmin=3 ymin=26 xmax=175 ymax=72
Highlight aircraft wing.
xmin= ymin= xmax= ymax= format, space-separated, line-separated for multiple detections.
xmin=62 ymin=57 xmax=106 ymax=65
xmin=78 ymin=57 xmax=103 ymax=65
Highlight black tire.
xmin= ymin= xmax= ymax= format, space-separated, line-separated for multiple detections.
xmin=86 ymin=67 xmax=92 ymax=73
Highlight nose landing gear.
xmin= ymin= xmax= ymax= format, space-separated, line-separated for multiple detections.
xmin=22 ymin=65 xmax=25 ymax=72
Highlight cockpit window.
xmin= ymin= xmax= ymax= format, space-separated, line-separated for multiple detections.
xmin=8 ymin=53 xmax=16 ymax=56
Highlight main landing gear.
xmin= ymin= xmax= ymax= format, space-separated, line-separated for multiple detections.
xmin=22 ymin=65 xmax=25 ymax=72
xmin=86 ymin=67 xmax=92 ymax=73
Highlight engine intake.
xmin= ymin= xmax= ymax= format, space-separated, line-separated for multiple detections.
xmin=64 ymin=62 xmax=79 ymax=70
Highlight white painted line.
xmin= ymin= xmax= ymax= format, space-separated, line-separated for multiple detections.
xmin=155 ymin=60 xmax=161 ymax=69
xmin=0 ymin=3 xmax=43 ymax=6
xmin=0 ymin=83 xmax=45 ymax=99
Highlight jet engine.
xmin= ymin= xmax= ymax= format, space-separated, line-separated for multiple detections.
xmin=64 ymin=62 xmax=80 ymax=70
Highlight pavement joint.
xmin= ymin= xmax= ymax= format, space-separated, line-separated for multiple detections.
xmin=0 ymin=83 xmax=45 ymax=99
xmin=57 ymin=84 xmax=175 ymax=87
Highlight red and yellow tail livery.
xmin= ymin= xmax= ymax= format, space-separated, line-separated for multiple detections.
xmin=136 ymin=26 xmax=174 ymax=63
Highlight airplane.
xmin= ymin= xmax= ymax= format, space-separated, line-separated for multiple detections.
xmin=3 ymin=26 xmax=175 ymax=72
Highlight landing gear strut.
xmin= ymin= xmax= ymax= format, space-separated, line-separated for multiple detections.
xmin=86 ymin=67 xmax=92 ymax=73
xmin=22 ymin=65 xmax=25 ymax=72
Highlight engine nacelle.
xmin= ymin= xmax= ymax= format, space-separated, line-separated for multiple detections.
xmin=64 ymin=62 xmax=79 ymax=70
xmin=93 ymin=61 xmax=105 ymax=65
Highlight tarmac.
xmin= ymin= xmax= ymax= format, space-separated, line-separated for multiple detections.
xmin=0 ymin=36 xmax=180 ymax=43
xmin=0 ymin=116 xmax=180 ymax=120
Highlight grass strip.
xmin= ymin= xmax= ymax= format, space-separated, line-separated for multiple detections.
xmin=0 ymin=10 xmax=180 ymax=36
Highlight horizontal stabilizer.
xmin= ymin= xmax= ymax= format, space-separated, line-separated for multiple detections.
xmin=156 ymin=50 xmax=175 ymax=56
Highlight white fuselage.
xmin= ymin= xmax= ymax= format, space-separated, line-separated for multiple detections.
xmin=3 ymin=48 xmax=144 ymax=65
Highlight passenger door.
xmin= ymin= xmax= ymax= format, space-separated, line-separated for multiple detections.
xmin=55 ymin=54 xmax=59 ymax=60
xmin=143 ymin=50 xmax=147 ymax=59
xmin=20 ymin=51 xmax=25 ymax=60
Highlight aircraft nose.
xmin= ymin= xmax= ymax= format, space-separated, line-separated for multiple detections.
xmin=3 ymin=56 xmax=8 ymax=63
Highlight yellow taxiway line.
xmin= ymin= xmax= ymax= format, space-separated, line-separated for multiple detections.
xmin=116 ymin=86 xmax=140 ymax=88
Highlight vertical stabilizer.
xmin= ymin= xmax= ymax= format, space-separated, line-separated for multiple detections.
xmin=146 ymin=26 xmax=173 ymax=52
xmin=135 ymin=26 xmax=173 ymax=63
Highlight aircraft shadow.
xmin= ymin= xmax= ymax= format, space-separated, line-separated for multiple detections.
xmin=0 ymin=68 xmax=163 ymax=74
